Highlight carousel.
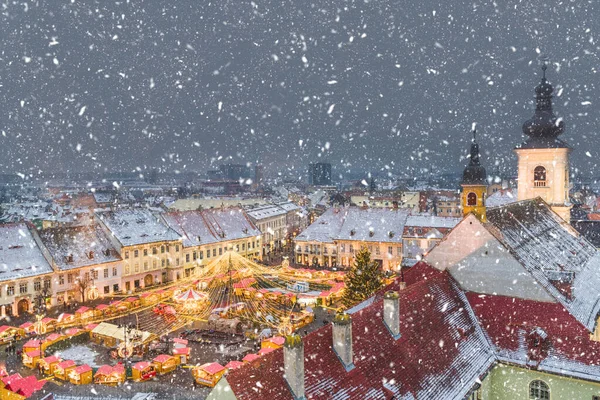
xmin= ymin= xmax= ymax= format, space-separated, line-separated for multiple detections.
xmin=173 ymin=289 xmax=209 ymax=314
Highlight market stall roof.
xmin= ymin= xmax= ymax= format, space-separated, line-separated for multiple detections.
xmin=42 ymin=356 xmax=60 ymax=364
xmin=200 ymin=362 xmax=225 ymax=375
xmin=91 ymin=322 xmax=154 ymax=343
xmin=224 ymin=361 xmax=244 ymax=370
xmin=172 ymin=347 xmax=190 ymax=356
xmin=74 ymin=365 xmax=92 ymax=374
xmin=57 ymin=360 xmax=75 ymax=369
xmin=132 ymin=362 xmax=152 ymax=371
xmin=153 ymin=354 xmax=172 ymax=363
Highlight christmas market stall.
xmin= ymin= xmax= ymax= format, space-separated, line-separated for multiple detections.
xmin=261 ymin=335 xmax=285 ymax=350
xmin=131 ymin=361 xmax=157 ymax=382
xmin=192 ymin=363 xmax=226 ymax=388
xmin=22 ymin=350 xmax=41 ymax=369
xmin=40 ymin=317 xmax=57 ymax=333
xmin=42 ymin=333 xmax=66 ymax=351
xmin=22 ymin=340 xmax=41 ymax=354
xmin=68 ymin=364 xmax=93 ymax=385
xmin=152 ymin=354 xmax=179 ymax=375
xmin=54 ymin=360 xmax=76 ymax=381
xmin=38 ymin=355 xmax=62 ymax=376
xmin=172 ymin=347 xmax=191 ymax=364
xmin=18 ymin=322 xmax=34 ymax=335
xmin=224 ymin=360 xmax=244 ymax=370
xmin=124 ymin=296 xmax=141 ymax=309
xmin=93 ymin=364 xmax=126 ymax=386
xmin=57 ymin=313 xmax=75 ymax=326
xmin=90 ymin=322 xmax=154 ymax=350
xmin=75 ymin=306 xmax=96 ymax=322
xmin=0 ymin=326 xmax=22 ymax=344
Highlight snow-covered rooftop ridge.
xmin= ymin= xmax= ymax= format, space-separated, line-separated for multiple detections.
xmin=162 ymin=208 xmax=260 ymax=248
xmin=485 ymin=188 xmax=516 ymax=207
xmin=0 ymin=223 xmax=54 ymax=282
xmin=39 ymin=224 xmax=121 ymax=271
xmin=335 ymin=207 xmax=409 ymax=243
xmin=486 ymin=198 xmax=600 ymax=331
xmin=405 ymin=215 xmax=461 ymax=228
xmin=96 ymin=209 xmax=181 ymax=246
xmin=296 ymin=206 xmax=410 ymax=243
xmin=245 ymin=204 xmax=287 ymax=219
xmin=295 ymin=207 xmax=347 ymax=243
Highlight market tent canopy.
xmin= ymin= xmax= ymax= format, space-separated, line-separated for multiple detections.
xmin=91 ymin=322 xmax=154 ymax=343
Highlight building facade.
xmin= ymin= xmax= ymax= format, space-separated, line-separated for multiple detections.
xmin=0 ymin=223 xmax=54 ymax=317
xmin=39 ymin=224 xmax=122 ymax=304
xmin=96 ymin=209 xmax=183 ymax=293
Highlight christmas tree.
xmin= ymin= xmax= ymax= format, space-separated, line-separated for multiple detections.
xmin=342 ymin=246 xmax=383 ymax=308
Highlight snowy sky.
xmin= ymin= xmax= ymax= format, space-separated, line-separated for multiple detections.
xmin=1 ymin=0 xmax=599 ymax=179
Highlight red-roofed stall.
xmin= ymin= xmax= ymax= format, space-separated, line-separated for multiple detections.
xmin=132 ymin=361 xmax=157 ymax=382
xmin=69 ymin=364 xmax=93 ymax=385
xmin=192 ymin=362 xmax=226 ymax=387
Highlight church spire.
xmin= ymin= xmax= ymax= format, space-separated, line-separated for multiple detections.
xmin=522 ymin=64 xmax=565 ymax=140
xmin=462 ymin=129 xmax=486 ymax=185
xmin=461 ymin=128 xmax=488 ymax=222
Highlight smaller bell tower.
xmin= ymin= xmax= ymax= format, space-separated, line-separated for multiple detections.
xmin=461 ymin=129 xmax=488 ymax=222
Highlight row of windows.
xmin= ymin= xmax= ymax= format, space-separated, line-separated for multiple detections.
xmin=124 ymin=244 xmax=180 ymax=259
xmin=57 ymin=268 xmax=118 ymax=285
xmin=2 ymin=279 xmax=51 ymax=297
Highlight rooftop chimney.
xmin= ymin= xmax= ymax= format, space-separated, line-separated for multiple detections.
xmin=383 ymin=291 xmax=401 ymax=340
xmin=284 ymin=334 xmax=306 ymax=400
xmin=332 ymin=312 xmax=354 ymax=371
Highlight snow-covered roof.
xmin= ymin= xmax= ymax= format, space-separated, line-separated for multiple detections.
xmin=486 ymin=199 xmax=600 ymax=331
xmin=0 ymin=223 xmax=54 ymax=282
xmin=162 ymin=208 xmax=260 ymax=248
xmin=405 ymin=215 xmax=461 ymax=229
xmin=296 ymin=207 xmax=410 ymax=244
xmin=485 ymin=189 xmax=517 ymax=207
xmin=96 ymin=209 xmax=181 ymax=246
xmin=93 ymin=193 xmax=113 ymax=204
xmin=295 ymin=207 xmax=347 ymax=243
xmin=335 ymin=207 xmax=409 ymax=243
xmin=245 ymin=204 xmax=287 ymax=220
xmin=276 ymin=201 xmax=301 ymax=212
xmin=39 ymin=224 xmax=121 ymax=271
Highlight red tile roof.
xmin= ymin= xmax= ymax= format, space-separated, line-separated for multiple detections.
xmin=403 ymin=260 xmax=443 ymax=286
xmin=467 ymin=292 xmax=600 ymax=367
xmin=226 ymin=272 xmax=494 ymax=399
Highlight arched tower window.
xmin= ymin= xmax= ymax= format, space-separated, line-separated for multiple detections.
xmin=467 ymin=192 xmax=477 ymax=206
xmin=529 ymin=380 xmax=550 ymax=400
xmin=534 ymin=166 xmax=547 ymax=187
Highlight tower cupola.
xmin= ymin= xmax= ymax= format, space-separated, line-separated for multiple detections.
xmin=521 ymin=65 xmax=567 ymax=145
xmin=461 ymin=129 xmax=488 ymax=222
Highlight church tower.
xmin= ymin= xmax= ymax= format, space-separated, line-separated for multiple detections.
xmin=514 ymin=65 xmax=572 ymax=222
xmin=461 ymin=129 xmax=488 ymax=222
